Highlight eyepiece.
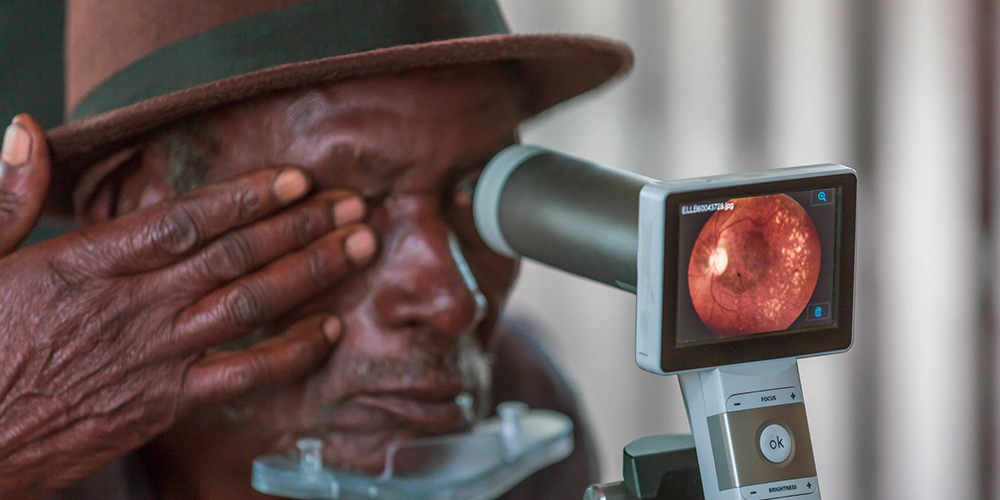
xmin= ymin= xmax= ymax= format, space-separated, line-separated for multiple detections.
xmin=473 ymin=145 xmax=655 ymax=292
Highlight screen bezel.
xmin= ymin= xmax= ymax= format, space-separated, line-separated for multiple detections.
xmin=659 ymin=173 xmax=857 ymax=373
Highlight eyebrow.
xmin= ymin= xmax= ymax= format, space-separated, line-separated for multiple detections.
xmin=319 ymin=142 xmax=411 ymax=179
xmin=345 ymin=134 xmax=518 ymax=180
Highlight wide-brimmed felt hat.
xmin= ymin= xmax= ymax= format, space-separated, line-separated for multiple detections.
xmin=46 ymin=0 xmax=633 ymax=214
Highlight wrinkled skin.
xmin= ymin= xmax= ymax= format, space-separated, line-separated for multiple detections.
xmin=0 ymin=146 xmax=367 ymax=498
xmin=90 ymin=66 xmax=522 ymax=499
xmin=0 ymin=65 xmax=521 ymax=500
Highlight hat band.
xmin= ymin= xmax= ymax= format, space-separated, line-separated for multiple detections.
xmin=70 ymin=0 xmax=509 ymax=121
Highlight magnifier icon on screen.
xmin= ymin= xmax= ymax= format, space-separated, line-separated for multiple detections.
xmin=817 ymin=191 xmax=828 ymax=202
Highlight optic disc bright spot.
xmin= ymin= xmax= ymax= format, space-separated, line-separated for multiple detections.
xmin=708 ymin=247 xmax=728 ymax=276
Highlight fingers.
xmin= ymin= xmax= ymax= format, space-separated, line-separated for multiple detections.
xmin=175 ymin=190 xmax=365 ymax=291
xmin=180 ymin=315 xmax=341 ymax=409
xmin=172 ymin=224 xmax=377 ymax=351
xmin=0 ymin=115 xmax=51 ymax=254
xmin=87 ymin=166 xmax=314 ymax=275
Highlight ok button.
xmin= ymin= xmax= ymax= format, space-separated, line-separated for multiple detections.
xmin=759 ymin=424 xmax=793 ymax=463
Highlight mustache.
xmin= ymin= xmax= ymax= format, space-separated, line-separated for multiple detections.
xmin=343 ymin=335 xmax=491 ymax=387
xmin=218 ymin=333 xmax=495 ymax=427
xmin=333 ymin=333 xmax=494 ymax=420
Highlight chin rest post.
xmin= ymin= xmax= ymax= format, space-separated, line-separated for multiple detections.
xmin=584 ymin=434 xmax=703 ymax=500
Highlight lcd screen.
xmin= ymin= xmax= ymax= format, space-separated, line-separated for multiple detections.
xmin=675 ymin=188 xmax=839 ymax=344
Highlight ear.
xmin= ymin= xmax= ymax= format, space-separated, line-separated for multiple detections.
xmin=76 ymin=143 xmax=178 ymax=226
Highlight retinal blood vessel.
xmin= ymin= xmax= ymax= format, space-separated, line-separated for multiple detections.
xmin=687 ymin=194 xmax=820 ymax=337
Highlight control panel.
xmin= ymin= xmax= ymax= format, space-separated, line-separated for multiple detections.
xmin=679 ymin=359 xmax=820 ymax=500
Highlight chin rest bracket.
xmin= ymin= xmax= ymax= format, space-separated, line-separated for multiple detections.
xmin=584 ymin=434 xmax=703 ymax=500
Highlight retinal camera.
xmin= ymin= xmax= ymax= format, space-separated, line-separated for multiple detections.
xmin=474 ymin=146 xmax=857 ymax=500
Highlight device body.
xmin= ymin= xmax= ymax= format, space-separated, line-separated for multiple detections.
xmin=679 ymin=359 xmax=818 ymax=500
xmin=474 ymin=145 xmax=857 ymax=500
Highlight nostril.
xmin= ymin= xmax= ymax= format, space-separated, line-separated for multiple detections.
xmin=368 ymin=219 xmax=489 ymax=336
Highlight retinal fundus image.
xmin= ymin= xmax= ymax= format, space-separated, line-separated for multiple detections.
xmin=687 ymin=194 xmax=821 ymax=337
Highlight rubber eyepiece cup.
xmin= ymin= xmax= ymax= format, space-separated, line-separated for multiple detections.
xmin=472 ymin=145 xmax=547 ymax=259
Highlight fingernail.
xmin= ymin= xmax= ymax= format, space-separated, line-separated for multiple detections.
xmin=272 ymin=169 xmax=309 ymax=203
xmin=1 ymin=123 xmax=31 ymax=168
xmin=322 ymin=317 xmax=341 ymax=344
xmin=333 ymin=197 xmax=366 ymax=226
xmin=345 ymin=227 xmax=377 ymax=265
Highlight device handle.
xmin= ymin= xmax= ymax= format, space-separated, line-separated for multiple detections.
xmin=473 ymin=145 xmax=655 ymax=291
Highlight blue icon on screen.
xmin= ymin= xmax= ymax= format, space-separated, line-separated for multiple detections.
xmin=811 ymin=189 xmax=833 ymax=206
xmin=807 ymin=302 xmax=831 ymax=321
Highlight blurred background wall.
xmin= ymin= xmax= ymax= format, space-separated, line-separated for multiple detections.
xmin=495 ymin=2 xmax=998 ymax=500
xmin=3 ymin=1 xmax=999 ymax=499
xmin=0 ymin=1 xmax=63 ymax=129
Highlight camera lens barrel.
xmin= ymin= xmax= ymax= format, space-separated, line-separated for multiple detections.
xmin=473 ymin=145 xmax=654 ymax=292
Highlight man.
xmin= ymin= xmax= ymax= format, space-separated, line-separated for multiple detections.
xmin=0 ymin=1 xmax=632 ymax=499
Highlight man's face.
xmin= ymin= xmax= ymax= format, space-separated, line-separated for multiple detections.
xmin=150 ymin=65 xmax=522 ymax=473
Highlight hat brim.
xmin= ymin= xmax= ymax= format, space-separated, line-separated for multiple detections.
xmin=46 ymin=33 xmax=632 ymax=214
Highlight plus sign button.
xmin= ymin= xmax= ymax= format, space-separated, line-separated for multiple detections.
xmin=759 ymin=424 xmax=793 ymax=463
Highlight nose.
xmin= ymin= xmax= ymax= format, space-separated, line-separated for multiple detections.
xmin=370 ymin=198 xmax=487 ymax=338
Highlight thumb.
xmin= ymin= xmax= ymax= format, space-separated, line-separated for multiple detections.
xmin=0 ymin=114 xmax=51 ymax=255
